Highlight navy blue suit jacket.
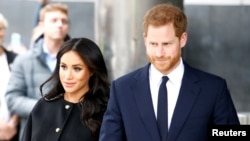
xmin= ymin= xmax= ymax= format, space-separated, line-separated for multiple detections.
xmin=99 ymin=62 xmax=240 ymax=141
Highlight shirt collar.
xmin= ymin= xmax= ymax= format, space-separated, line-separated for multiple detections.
xmin=42 ymin=43 xmax=57 ymax=59
xmin=168 ymin=58 xmax=184 ymax=86
xmin=149 ymin=58 xmax=184 ymax=86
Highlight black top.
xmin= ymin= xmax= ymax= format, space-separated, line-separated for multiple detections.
xmin=22 ymin=96 xmax=93 ymax=141
xmin=2 ymin=46 xmax=17 ymax=67
xmin=5 ymin=48 xmax=16 ymax=65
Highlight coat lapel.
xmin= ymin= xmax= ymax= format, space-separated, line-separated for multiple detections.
xmin=168 ymin=62 xmax=201 ymax=141
xmin=132 ymin=64 xmax=161 ymax=141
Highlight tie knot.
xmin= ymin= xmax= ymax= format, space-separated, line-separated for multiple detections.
xmin=161 ymin=76 xmax=169 ymax=83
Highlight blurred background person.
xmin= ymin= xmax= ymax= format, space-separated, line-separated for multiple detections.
xmin=34 ymin=0 xmax=50 ymax=27
xmin=7 ymin=32 xmax=28 ymax=55
xmin=5 ymin=3 xmax=70 ymax=140
xmin=30 ymin=0 xmax=50 ymax=48
xmin=0 ymin=12 xmax=27 ymax=55
xmin=21 ymin=37 xmax=110 ymax=141
xmin=0 ymin=12 xmax=20 ymax=141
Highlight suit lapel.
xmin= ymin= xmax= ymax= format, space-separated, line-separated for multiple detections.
xmin=168 ymin=62 xmax=201 ymax=141
xmin=132 ymin=64 xmax=161 ymax=141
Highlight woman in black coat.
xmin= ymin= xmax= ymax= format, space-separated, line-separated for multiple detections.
xmin=21 ymin=38 xmax=110 ymax=141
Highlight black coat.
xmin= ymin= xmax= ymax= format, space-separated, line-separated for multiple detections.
xmin=4 ymin=47 xmax=17 ymax=67
xmin=21 ymin=96 xmax=94 ymax=141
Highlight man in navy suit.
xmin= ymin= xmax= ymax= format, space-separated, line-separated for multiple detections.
xmin=99 ymin=3 xmax=240 ymax=141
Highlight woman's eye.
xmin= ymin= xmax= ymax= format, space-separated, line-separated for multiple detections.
xmin=60 ymin=65 xmax=67 ymax=70
xmin=74 ymin=67 xmax=82 ymax=72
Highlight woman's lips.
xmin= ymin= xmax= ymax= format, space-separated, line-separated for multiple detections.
xmin=63 ymin=82 xmax=75 ymax=87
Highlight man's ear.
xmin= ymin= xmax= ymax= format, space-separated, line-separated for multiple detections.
xmin=38 ymin=21 xmax=43 ymax=27
xmin=180 ymin=32 xmax=187 ymax=48
xmin=143 ymin=32 xmax=147 ymax=47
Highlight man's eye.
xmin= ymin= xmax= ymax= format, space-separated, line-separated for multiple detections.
xmin=150 ymin=43 xmax=157 ymax=46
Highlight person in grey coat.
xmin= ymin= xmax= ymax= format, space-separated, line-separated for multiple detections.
xmin=5 ymin=3 xmax=70 ymax=140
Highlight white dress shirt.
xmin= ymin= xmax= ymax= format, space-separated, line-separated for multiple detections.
xmin=149 ymin=58 xmax=184 ymax=129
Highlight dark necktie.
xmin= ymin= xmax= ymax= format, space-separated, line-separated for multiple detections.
xmin=157 ymin=76 xmax=169 ymax=141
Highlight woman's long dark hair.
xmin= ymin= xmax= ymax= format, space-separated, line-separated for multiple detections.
xmin=40 ymin=38 xmax=110 ymax=140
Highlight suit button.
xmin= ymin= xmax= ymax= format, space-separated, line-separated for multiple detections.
xmin=65 ymin=105 xmax=70 ymax=109
xmin=55 ymin=128 xmax=60 ymax=133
